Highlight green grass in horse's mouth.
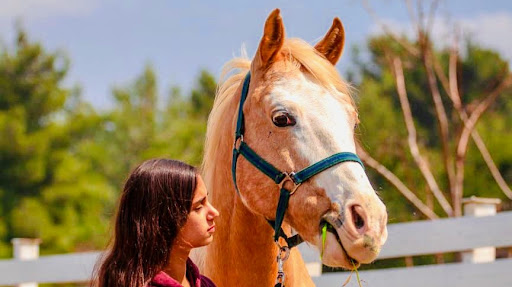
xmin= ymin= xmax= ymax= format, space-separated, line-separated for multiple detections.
xmin=320 ymin=221 xmax=359 ymax=266
xmin=321 ymin=221 xmax=363 ymax=287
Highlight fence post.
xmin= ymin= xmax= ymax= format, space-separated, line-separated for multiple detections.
xmin=11 ymin=238 xmax=42 ymax=287
xmin=461 ymin=196 xmax=501 ymax=263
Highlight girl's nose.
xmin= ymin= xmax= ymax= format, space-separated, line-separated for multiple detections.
xmin=208 ymin=203 xmax=220 ymax=219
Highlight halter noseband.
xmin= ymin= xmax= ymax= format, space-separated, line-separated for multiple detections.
xmin=231 ymin=72 xmax=364 ymax=286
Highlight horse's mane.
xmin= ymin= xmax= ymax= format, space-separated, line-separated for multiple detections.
xmin=201 ymin=38 xmax=354 ymax=183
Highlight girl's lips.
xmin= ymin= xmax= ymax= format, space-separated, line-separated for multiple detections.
xmin=208 ymin=225 xmax=216 ymax=232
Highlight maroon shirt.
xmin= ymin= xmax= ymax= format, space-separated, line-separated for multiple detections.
xmin=147 ymin=258 xmax=216 ymax=287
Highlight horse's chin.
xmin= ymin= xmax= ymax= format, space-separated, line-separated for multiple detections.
xmin=320 ymin=231 xmax=360 ymax=269
xmin=319 ymin=223 xmax=381 ymax=269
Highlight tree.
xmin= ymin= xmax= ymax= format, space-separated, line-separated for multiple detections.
xmin=190 ymin=70 xmax=217 ymax=119
xmin=355 ymin=0 xmax=512 ymax=220
xmin=160 ymin=70 xmax=216 ymax=165
xmin=98 ymin=67 xmax=217 ymax=189
xmin=0 ymin=29 xmax=116 ymax=256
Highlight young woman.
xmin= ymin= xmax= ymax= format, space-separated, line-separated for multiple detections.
xmin=95 ymin=158 xmax=219 ymax=287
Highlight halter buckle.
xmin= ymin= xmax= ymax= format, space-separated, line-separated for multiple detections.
xmin=276 ymin=244 xmax=290 ymax=261
xmin=278 ymin=172 xmax=301 ymax=195
xmin=233 ymin=135 xmax=244 ymax=150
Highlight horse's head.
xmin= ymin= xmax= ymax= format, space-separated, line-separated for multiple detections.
xmin=234 ymin=9 xmax=387 ymax=269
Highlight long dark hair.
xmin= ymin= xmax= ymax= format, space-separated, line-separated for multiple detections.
xmin=95 ymin=159 xmax=198 ymax=287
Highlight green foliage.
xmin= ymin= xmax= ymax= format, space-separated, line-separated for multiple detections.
xmin=0 ymin=28 xmax=118 ymax=256
xmin=190 ymin=70 xmax=217 ymax=119
xmin=461 ymin=42 xmax=510 ymax=104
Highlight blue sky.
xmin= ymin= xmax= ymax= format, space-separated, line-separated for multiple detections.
xmin=1 ymin=0 xmax=511 ymax=109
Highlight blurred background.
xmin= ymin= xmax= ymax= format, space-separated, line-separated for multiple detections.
xmin=0 ymin=0 xmax=511 ymax=285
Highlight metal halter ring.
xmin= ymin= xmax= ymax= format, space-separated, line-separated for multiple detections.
xmin=278 ymin=172 xmax=301 ymax=194
xmin=233 ymin=135 xmax=244 ymax=150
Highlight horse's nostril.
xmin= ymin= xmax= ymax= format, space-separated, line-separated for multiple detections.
xmin=351 ymin=205 xmax=365 ymax=230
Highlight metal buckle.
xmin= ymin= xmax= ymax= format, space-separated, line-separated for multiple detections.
xmin=233 ymin=135 xmax=244 ymax=150
xmin=277 ymin=244 xmax=290 ymax=261
xmin=278 ymin=172 xmax=301 ymax=195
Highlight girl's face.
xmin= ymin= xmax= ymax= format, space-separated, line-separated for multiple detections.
xmin=175 ymin=175 xmax=219 ymax=249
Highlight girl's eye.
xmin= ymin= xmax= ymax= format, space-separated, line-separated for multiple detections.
xmin=194 ymin=205 xmax=203 ymax=211
xmin=272 ymin=111 xmax=296 ymax=127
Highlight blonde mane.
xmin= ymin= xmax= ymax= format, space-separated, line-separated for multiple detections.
xmin=200 ymin=56 xmax=250 ymax=183
xmin=201 ymin=38 xmax=354 ymax=188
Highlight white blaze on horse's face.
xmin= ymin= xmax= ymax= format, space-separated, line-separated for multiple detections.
xmin=261 ymin=69 xmax=388 ymax=267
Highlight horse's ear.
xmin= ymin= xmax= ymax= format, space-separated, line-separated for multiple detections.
xmin=315 ymin=18 xmax=345 ymax=65
xmin=255 ymin=9 xmax=285 ymax=68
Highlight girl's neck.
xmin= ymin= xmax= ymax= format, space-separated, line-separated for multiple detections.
xmin=163 ymin=245 xmax=191 ymax=287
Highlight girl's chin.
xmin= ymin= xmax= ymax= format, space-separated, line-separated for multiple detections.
xmin=194 ymin=236 xmax=214 ymax=248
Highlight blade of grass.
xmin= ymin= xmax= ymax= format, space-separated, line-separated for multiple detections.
xmin=321 ymin=223 xmax=327 ymax=259
xmin=352 ymin=260 xmax=363 ymax=287
xmin=341 ymin=271 xmax=353 ymax=287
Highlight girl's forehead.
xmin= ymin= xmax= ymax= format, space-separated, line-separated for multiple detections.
xmin=193 ymin=176 xmax=208 ymax=198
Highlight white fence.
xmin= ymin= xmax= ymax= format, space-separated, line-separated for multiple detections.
xmin=308 ymin=210 xmax=512 ymax=286
xmin=1 ymin=211 xmax=512 ymax=286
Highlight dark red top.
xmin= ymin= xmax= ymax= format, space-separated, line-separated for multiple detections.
xmin=147 ymin=258 xmax=216 ymax=287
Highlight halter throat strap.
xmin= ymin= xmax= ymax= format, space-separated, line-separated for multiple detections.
xmin=231 ymin=72 xmax=364 ymax=246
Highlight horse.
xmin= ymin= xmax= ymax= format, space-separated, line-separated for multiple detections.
xmin=200 ymin=9 xmax=388 ymax=287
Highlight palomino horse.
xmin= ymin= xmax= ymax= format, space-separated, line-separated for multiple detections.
xmin=201 ymin=9 xmax=388 ymax=287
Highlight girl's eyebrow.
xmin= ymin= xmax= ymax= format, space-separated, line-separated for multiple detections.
xmin=193 ymin=196 xmax=207 ymax=206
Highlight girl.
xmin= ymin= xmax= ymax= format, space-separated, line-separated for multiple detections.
xmin=95 ymin=159 xmax=219 ymax=287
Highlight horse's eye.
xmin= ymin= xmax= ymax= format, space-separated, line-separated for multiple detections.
xmin=272 ymin=111 xmax=296 ymax=127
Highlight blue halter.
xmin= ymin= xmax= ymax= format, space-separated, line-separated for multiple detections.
xmin=231 ymin=72 xmax=364 ymax=248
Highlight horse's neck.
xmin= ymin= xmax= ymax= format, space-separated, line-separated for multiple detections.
xmin=204 ymin=154 xmax=314 ymax=287
xmin=201 ymin=82 xmax=314 ymax=286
